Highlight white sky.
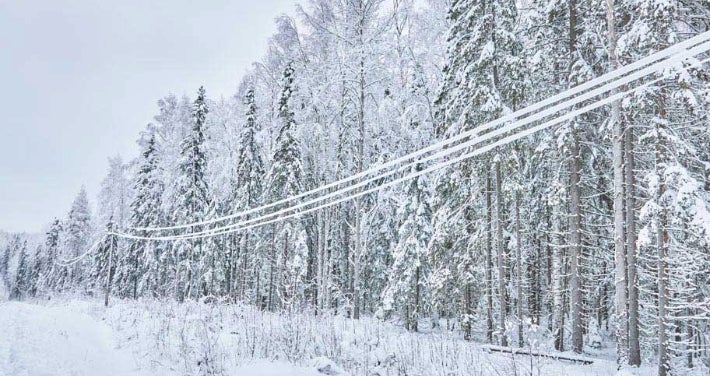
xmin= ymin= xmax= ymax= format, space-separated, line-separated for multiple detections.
xmin=0 ymin=0 xmax=296 ymax=233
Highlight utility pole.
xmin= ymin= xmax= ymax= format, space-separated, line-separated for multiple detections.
xmin=104 ymin=233 xmax=114 ymax=307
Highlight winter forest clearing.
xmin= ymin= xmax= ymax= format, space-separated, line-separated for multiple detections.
xmin=0 ymin=297 xmax=661 ymax=376
xmin=1 ymin=0 xmax=710 ymax=375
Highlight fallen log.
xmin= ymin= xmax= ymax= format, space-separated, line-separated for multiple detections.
xmin=481 ymin=345 xmax=595 ymax=365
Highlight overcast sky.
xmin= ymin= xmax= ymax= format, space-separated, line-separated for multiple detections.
xmin=0 ymin=0 xmax=295 ymax=233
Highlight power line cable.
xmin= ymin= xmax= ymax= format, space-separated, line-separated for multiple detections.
xmin=115 ymin=43 xmax=710 ymax=240
xmin=111 ymin=54 xmax=710 ymax=241
xmin=129 ymin=31 xmax=710 ymax=232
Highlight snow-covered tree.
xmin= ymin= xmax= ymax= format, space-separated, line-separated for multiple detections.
xmin=226 ymin=87 xmax=265 ymax=300
xmin=63 ymin=187 xmax=93 ymax=287
xmin=382 ymin=166 xmax=433 ymax=332
xmin=41 ymin=219 xmax=62 ymax=292
xmin=97 ymin=156 xmax=132 ymax=228
xmin=117 ymin=135 xmax=165 ymax=298
xmin=10 ymin=241 xmax=30 ymax=300
xmin=92 ymin=220 xmax=118 ymax=306
xmin=172 ymin=86 xmax=212 ymax=301
xmin=263 ymin=62 xmax=309 ymax=311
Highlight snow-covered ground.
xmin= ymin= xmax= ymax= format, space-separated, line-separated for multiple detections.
xmin=0 ymin=301 xmax=149 ymax=376
xmin=1 ymin=298 xmax=701 ymax=376
xmin=0 ymin=300 xmax=324 ymax=376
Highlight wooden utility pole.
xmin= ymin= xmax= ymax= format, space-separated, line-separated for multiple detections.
xmin=104 ymin=233 xmax=114 ymax=307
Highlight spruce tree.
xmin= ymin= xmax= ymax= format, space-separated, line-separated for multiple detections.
xmin=92 ymin=220 xmax=118 ymax=306
xmin=11 ymin=241 xmax=30 ymax=300
xmin=63 ymin=187 xmax=93 ymax=287
xmin=617 ymin=1 xmax=710 ymax=372
xmin=382 ymin=166 xmax=432 ymax=332
xmin=43 ymin=219 xmax=62 ymax=291
xmin=118 ymin=135 xmax=164 ymax=298
xmin=226 ymin=87 xmax=265 ymax=300
xmin=172 ymin=86 xmax=211 ymax=301
xmin=28 ymin=245 xmax=44 ymax=297
xmin=434 ymin=0 xmax=525 ymax=346
xmin=0 ymin=237 xmax=12 ymax=288
xmin=263 ymin=62 xmax=308 ymax=311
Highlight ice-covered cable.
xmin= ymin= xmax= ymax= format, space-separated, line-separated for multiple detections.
xmin=54 ymin=235 xmax=107 ymax=267
xmin=114 ymin=44 xmax=710 ymax=240
xmin=110 ymin=54 xmax=710 ymax=241
xmin=130 ymin=31 xmax=710 ymax=232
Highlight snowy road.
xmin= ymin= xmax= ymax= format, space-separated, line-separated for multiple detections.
xmin=0 ymin=301 xmax=150 ymax=376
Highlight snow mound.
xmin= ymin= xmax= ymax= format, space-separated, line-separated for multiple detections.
xmin=310 ymin=357 xmax=346 ymax=375
xmin=234 ymin=360 xmax=326 ymax=376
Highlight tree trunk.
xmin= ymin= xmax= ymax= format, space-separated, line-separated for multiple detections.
xmin=464 ymin=281 xmax=472 ymax=340
xmin=316 ymin=210 xmax=326 ymax=313
xmin=626 ymin=124 xmax=641 ymax=366
xmin=353 ymin=202 xmax=362 ymax=319
xmin=553 ymin=210 xmax=566 ymax=352
xmin=267 ymin=228 xmax=277 ymax=311
xmin=606 ymin=0 xmax=629 ymax=365
xmin=413 ymin=266 xmax=420 ymax=333
xmin=240 ymin=233 xmax=249 ymax=300
xmin=656 ymin=86 xmax=671 ymax=376
xmin=657 ymin=186 xmax=670 ymax=376
xmin=515 ymin=192 xmax=523 ymax=348
xmin=352 ymin=1 xmax=367 ymax=321
xmin=104 ymin=235 xmax=114 ymax=307
xmin=568 ymin=127 xmax=583 ymax=354
xmin=567 ymin=0 xmax=584 ymax=355
xmin=485 ymin=167 xmax=494 ymax=343
xmin=495 ymin=160 xmax=507 ymax=347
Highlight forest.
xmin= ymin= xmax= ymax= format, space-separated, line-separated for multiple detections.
xmin=1 ymin=0 xmax=709 ymax=375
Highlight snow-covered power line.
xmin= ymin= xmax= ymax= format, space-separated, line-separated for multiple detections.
xmin=114 ymin=37 xmax=710 ymax=240
xmin=55 ymin=235 xmax=106 ymax=267
xmin=111 ymin=54 xmax=710 ymax=242
xmin=129 ymin=30 xmax=710 ymax=233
